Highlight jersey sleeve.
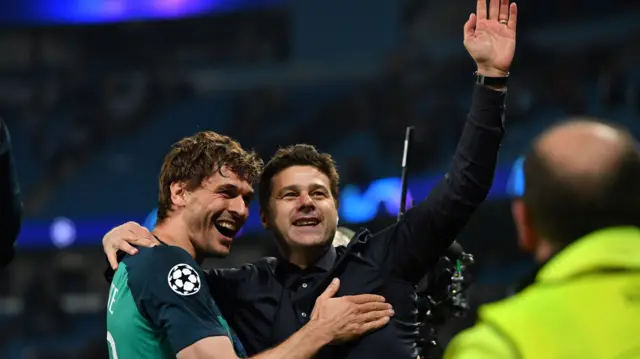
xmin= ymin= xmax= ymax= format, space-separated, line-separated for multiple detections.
xmin=127 ymin=245 xmax=229 ymax=355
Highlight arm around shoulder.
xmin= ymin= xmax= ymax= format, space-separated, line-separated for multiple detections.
xmin=176 ymin=278 xmax=393 ymax=359
xmin=177 ymin=320 xmax=331 ymax=359
xmin=177 ymin=336 xmax=242 ymax=359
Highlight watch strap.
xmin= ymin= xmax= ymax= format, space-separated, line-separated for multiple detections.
xmin=475 ymin=71 xmax=509 ymax=86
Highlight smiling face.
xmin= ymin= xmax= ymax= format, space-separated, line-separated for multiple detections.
xmin=178 ymin=168 xmax=254 ymax=257
xmin=263 ymin=165 xmax=338 ymax=252
xmin=156 ymin=131 xmax=263 ymax=257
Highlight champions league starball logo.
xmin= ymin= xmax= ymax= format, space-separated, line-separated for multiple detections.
xmin=167 ymin=263 xmax=201 ymax=296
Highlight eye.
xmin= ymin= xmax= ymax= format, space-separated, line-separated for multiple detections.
xmin=218 ymin=189 xmax=236 ymax=198
xmin=312 ymin=191 xmax=327 ymax=198
xmin=242 ymin=195 xmax=253 ymax=206
xmin=280 ymin=192 xmax=299 ymax=201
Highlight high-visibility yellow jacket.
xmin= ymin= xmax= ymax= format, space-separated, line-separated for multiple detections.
xmin=444 ymin=226 xmax=640 ymax=359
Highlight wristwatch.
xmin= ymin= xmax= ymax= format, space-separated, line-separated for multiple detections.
xmin=474 ymin=71 xmax=509 ymax=86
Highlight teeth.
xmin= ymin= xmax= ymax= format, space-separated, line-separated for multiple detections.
xmin=294 ymin=220 xmax=319 ymax=226
xmin=217 ymin=222 xmax=236 ymax=231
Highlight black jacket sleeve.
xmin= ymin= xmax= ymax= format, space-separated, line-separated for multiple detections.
xmin=386 ymin=84 xmax=506 ymax=283
xmin=0 ymin=119 xmax=23 ymax=269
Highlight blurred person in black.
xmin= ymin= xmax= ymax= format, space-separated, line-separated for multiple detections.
xmin=444 ymin=119 xmax=640 ymax=359
xmin=0 ymin=118 xmax=23 ymax=268
xmin=103 ymin=0 xmax=516 ymax=357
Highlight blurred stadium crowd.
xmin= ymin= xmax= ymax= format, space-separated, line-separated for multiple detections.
xmin=1 ymin=0 xmax=640 ymax=358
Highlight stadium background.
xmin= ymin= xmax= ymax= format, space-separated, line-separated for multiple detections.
xmin=1 ymin=0 xmax=639 ymax=357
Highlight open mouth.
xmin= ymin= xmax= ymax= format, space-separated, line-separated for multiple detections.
xmin=292 ymin=218 xmax=320 ymax=227
xmin=214 ymin=220 xmax=239 ymax=238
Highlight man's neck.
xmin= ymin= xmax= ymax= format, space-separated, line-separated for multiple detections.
xmin=286 ymin=245 xmax=331 ymax=270
xmin=153 ymin=219 xmax=200 ymax=264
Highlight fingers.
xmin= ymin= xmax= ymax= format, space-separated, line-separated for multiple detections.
xmin=103 ymin=221 xmax=157 ymax=270
xmin=476 ymin=0 xmax=487 ymax=19
xmin=357 ymin=302 xmax=393 ymax=313
xmin=361 ymin=316 xmax=391 ymax=333
xmin=347 ymin=294 xmax=386 ymax=305
xmin=125 ymin=222 xmax=156 ymax=246
xmin=464 ymin=13 xmax=476 ymax=39
xmin=360 ymin=308 xmax=395 ymax=323
xmin=476 ymin=0 xmax=516 ymax=25
xmin=127 ymin=229 xmax=157 ymax=247
xmin=107 ymin=250 xmax=120 ymax=270
xmin=106 ymin=239 xmax=137 ymax=269
xmin=498 ymin=0 xmax=509 ymax=22
xmin=488 ymin=0 xmax=499 ymax=20
xmin=120 ymin=241 xmax=139 ymax=256
xmin=318 ymin=278 xmax=340 ymax=300
xmin=507 ymin=2 xmax=517 ymax=30
xmin=104 ymin=222 xmax=156 ymax=251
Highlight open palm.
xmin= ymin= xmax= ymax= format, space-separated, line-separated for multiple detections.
xmin=464 ymin=0 xmax=518 ymax=75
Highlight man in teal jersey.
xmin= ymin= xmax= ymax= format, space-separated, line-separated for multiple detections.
xmin=106 ymin=131 xmax=393 ymax=359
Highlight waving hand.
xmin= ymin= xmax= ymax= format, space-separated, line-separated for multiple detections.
xmin=464 ymin=0 xmax=517 ymax=77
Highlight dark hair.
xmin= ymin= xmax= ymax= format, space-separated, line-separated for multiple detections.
xmin=523 ymin=143 xmax=640 ymax=246
xmin=259 ymin=144 xmax=339 ymax=212
xmin=157 ymin=131 xmax=263 ymax=223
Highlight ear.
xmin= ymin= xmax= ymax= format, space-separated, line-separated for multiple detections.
xmin=260 ymin=207 xmax=269 ymax=229
xmin=511 ymin=199 xmax=538 ymax=253
xmin=170 ymin=182 xmax=189 ymax=210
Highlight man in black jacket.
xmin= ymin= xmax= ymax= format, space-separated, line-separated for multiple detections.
xmin=0 ymin=118 xmax=23 ymax=268
xmin=102 ymin=0 xmax=517 ymax=357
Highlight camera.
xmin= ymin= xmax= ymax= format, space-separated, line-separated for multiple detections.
xmin=416 ymin=245 xmax=475 ymax=359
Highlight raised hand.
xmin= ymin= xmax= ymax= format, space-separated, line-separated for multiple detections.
xmin=464 ymin=0 xmax=517 ymax=77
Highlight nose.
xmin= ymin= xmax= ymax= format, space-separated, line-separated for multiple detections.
xmin=228 ymin=195 xmax=248 ymax=218
xmin=297 ymin=192 xmax=315 ymax=209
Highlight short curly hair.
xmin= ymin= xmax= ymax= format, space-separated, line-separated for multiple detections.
xmin=157 ymin=131 xmax=263 ymax=223
xmin=259 ymin=144 xmax=339 ymax=213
